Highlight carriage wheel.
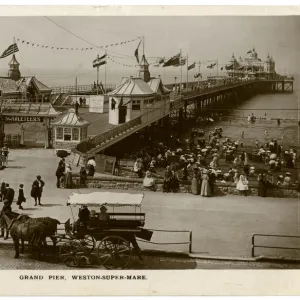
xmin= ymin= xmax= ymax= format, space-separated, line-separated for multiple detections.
xmin=79 ymin=235 xmax=96 ymax=253
xmin=97 ymin=236 xmax=132 ymax=270
xmin=60 ymin=241 xmax=86 ymax=267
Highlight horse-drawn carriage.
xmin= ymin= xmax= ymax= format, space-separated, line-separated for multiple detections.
xmin=57 ymin=192 xmax=153 ymax=269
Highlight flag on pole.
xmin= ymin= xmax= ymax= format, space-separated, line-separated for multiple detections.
xmin=247 ymin=50 xmax=252 ymax=54
xmin=194 ymin=73 xmax=201 ymax=78
xmin=207 ymin=62 xmax=217 ymax=69
xmin=0 ymin=43 xmax=19 ymax=59
xmin=188 ymin=62 xmax=196 ymax=71
xmin=174 ymin=57 xmax=186 ymax=67
xmin=158 ymin=58 xmax=165 ymax=64
xmin=225 ymin=64 xmax=233 ymax=70
xmin=93 ymin=54 xmax=107 ymax=68
xmin=163 ymin=53 xmax=180 ymax=67
xmin=221 ymin=67 xmax=224 ymax=70
xmin=134 ymin=40 xmax=142 ymax=63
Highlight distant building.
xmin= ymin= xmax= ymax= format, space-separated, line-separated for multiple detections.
xmin=0 ymin=54 xmax=52 ymax=102
xmin=226 ymin=48 xmax=276 ymax=79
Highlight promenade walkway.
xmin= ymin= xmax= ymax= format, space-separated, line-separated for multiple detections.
xmin=0 ymin=149 xmax=299 ymax=259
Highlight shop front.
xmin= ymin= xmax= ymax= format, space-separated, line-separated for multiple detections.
xmin=1 ymin=102 xmax=60 ymax=148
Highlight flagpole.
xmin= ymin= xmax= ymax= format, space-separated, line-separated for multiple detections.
xmin=143 ymin=36 xmax=145 ymax=57
xmin=198 ymin=61 xmax=201 ymax=86
xmin=186 ymin=54 xmax=188 ymax=92
xmin=180 ymin=49 xmax=182 ymax=97
xmin=217 ymin=58 xmax=219 ymax=77
xmin=75 ymin=76 xmax=77 ymax=100
xmin=96 ymin=54 xmax=99 ymax=95
xmin=105 ymin=50 xmax=107 ymax=94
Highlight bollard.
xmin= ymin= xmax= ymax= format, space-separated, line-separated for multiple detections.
xmin=251 ymin=234 xmax=255 ymax=257
xmin=189 ymin=231 xmax=193 ymax=253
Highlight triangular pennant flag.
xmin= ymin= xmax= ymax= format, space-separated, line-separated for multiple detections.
xmin=134 ymin=40 xmax=142 ymax=63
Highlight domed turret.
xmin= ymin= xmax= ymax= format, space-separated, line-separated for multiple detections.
xmin=252 ymin=47 xmax=258 ymax=59
xmin=230 ymin=53 xmax=237 ymax=64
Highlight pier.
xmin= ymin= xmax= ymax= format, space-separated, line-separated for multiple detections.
xmin=72 ymin=78 xmax=294 ymax=164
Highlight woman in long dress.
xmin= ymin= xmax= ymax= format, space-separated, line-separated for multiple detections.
xmin=257 ymin=173 xmax=267 ymax=197
xmin=200 ymin=170 xmax=211 ymax=197
xmin=236 ymin=173 xmax=249 ymax=196
xmin=191 ymin=170 xmax=200 ymax=195
xmin=209 ymin=156 xmax=218 ymax=169
xmin=143 ymin=171 xmax=156 ymax=191
xmin=65 ymin=164 xmax=73 ymax=189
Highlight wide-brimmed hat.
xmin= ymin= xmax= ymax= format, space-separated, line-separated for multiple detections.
xmin=100 ymin=205 xmax=108 ymax=212
xmin=285 ymin=172 xmax=291 ymax=176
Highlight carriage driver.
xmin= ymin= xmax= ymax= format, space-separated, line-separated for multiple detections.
xmin=87 ymin=210 xmax=100 ymax=231
xmin=99 ymin=205 xmax=110 ymax=222
xmin=78 ymin=205 xmax=90 ymax=229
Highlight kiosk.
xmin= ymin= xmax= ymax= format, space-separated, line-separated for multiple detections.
xmin=52 ymin=108 xmax=90 ymax=150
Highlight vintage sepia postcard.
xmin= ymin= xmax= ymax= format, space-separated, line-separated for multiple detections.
xmin=0 ymin=4 xmax=298 ymax=296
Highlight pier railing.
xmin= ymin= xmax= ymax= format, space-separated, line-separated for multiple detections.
xmin=76 ymin=79 xmax=259 ymax=154
xmin=51 ymin=83 xmax=116 ymax=95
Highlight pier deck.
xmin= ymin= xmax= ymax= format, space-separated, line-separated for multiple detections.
xmin=49 ymin=78 xmax=294 ymax=161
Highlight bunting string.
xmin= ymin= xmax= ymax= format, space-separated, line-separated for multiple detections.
xmin=16 ymin=37 xmax=141 ymax=52
xmin=107 ymin=56 xmax=138 ymax=67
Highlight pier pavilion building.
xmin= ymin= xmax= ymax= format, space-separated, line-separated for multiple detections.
xmin=108 ymin=54 xmax=171 ymax=125
xmin=227 ymin=48 xmax=276 ymax=80
xmin=0 ymin=54 xmax=52 ymax=102
xmin=0 ymin=54 xmax=60 ymax=148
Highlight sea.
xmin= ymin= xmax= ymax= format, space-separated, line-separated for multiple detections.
xmin=202 ymin=75 xmax=300 ymax=149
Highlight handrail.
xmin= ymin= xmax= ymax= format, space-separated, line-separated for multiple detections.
xmin=251 ymin=233 xmax=300 ymax=258
xmin=51 ymin=83 xmax=116 ymax=95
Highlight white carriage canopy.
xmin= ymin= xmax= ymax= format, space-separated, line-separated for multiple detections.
xmin=67 ymin=192 xmax=144 ymax=207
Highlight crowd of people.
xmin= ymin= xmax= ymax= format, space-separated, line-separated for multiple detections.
xmin=55 ymin=156 xmax=96 ymax=189
xmin=0 ymin=174 xmax=46 ymax=238
xmin=120 ymin=119 xmax=299 ymax=197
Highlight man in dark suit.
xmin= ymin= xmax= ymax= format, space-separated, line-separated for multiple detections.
xmin=3 ymin=183 xmax=14 ymax=205
xmin=31 ymin=175 xmax=45 ymax=206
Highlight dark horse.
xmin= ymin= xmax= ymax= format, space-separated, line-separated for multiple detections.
xmin=0 ymin=211 xmax=19 ymax=240
xmin=0 ymin=212 xmax=60 ymax=258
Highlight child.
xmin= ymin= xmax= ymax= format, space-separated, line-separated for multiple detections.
xmin=0 ymin=180 xmax=5 ymax=201
xmin=17 ymin=184 xmax=26 ymax=209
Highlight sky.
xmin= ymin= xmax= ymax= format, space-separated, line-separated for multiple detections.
xmin=0 ymin=16 xmax=298 ymax=86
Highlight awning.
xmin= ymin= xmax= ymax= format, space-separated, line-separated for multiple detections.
xmin=67 ymin=192 xmax=144 ymax=207
xmin=0 ymin=102 xmax=60 ymax=117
